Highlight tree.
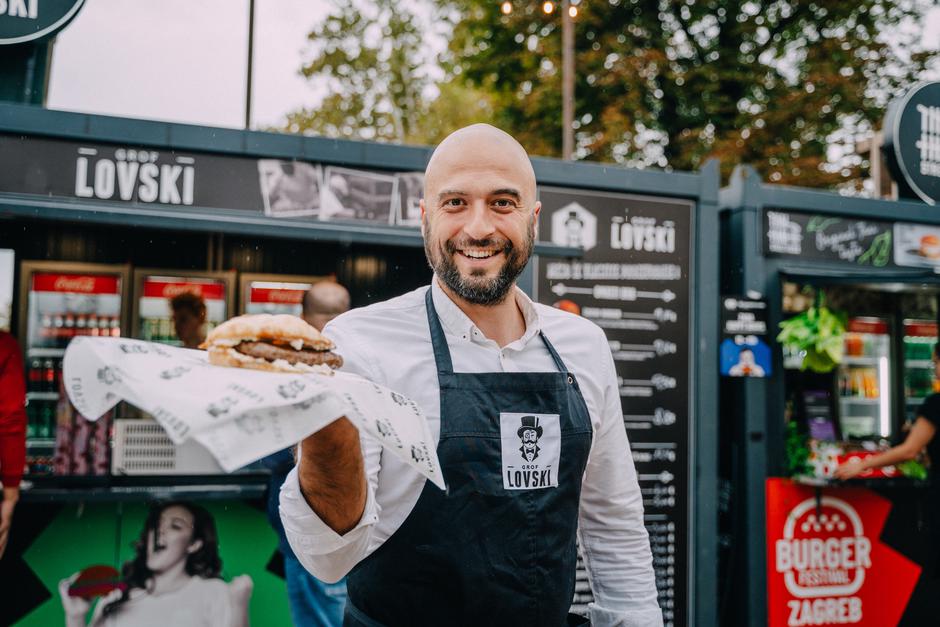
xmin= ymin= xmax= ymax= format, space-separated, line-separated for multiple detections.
xmin=285 ymin=0 xmax=495 ymax=146
xmin=440 ymin=0 xmax=940 ymax=187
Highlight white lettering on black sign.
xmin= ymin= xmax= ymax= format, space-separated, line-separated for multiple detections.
xmin=74 ymin=147 xmax=195 ymax=205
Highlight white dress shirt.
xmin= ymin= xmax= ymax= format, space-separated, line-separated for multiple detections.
xmin=280 ymin=279 xmax=663 ymax=627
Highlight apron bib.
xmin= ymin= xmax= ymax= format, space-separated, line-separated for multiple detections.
xmin=345 ymin=289 xmax=593 ymax=626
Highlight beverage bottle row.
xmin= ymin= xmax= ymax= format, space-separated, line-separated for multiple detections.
xmin=141 ymin=316 xmax=177 ymax=342
xmin=26 ymin=401 xmax=57 ymax=439
xmin=903 ymin=336 xmax=937 ymax=361
xmin=27 ymin=357 xmax=63 ymax=394
xmin=38 ymin=313 xmax=121 ymax=342
xmin=839 ymin=368 xmax=879 ymax=398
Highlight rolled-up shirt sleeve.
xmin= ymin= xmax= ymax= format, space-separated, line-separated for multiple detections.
xmin=579 ymin=338 xmax=663 ymax=627
xmin=279 ymin=319 xmax=385 ymax=583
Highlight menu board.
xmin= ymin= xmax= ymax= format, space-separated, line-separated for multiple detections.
xmin=535 ymin=187 xmax=693 ymax=627
xmin=763 ymin=210 xmax=894 ymax=266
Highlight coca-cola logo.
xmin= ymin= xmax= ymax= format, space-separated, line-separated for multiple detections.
xmin=775 ymin=496 xmax=871 ymax=598
xmin=267 ymin=290 xmax=302 ymax=304
xmin=54 ymin=276 xmax=96 ymax=292
xmin=161 ymin=284 xmax=202 ymax=298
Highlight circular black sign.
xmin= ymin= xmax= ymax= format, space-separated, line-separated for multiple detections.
xmin=883 ymin=81 xmax=940 ymax=206
xmin=0 ymin=0 xmax=85 ymax=45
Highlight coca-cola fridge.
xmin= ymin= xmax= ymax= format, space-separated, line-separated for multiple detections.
xmin=131 ymin=269 xmax=235 ymax=344
xmin=238 ymin=273 xmax=328 ymax=316
xmin=17 ymin=261 xmax=131 ymax=476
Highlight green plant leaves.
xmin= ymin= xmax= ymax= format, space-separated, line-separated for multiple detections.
xmin=776 ymin=293 xmax=847 ymax=373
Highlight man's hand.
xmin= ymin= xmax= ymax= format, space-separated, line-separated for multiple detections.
xmin=297 ymin=417 xmax=367 ymax=535
xmin=0 ymin=486 xmax=18 ymax=560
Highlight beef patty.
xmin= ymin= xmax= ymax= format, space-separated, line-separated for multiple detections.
xmin=234 ymin=341 xmax=343 ymax=369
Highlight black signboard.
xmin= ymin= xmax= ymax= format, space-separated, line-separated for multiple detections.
xmin=763 ymin=210 xmax=894 ymax=266
xmin=535 ymin=187 xmax=693 ymax=627
xmin=883 ymin=81 xmax=940 ymax=206
xmin=0 ymin=134 xmax=263 ymax=211
xmin=0 ymin=0 xmax=85 ymax=45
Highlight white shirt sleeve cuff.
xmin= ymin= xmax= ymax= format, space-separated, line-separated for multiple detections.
xmin=588 ymin=603 xmax=665 ymax=627
xmin=278 ymin=464 xmax=379 ymax=555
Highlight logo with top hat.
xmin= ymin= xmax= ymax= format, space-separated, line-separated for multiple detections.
xmin=517 ymin=415 xmax=543 ymax=462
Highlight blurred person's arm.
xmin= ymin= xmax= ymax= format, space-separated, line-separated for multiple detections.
xmin=0 ymin=333 xmax=26 ymax=558
xmin=835 ymin=417 xmax=936 ymax=480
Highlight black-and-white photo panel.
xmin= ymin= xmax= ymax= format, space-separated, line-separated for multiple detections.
xmin=258 ymin=159 xmax=322 ymax=218
xmin=395 ymin=171 xmax=424 ymax=227
xmin=321 ymin=166 xmax=397 ymax=224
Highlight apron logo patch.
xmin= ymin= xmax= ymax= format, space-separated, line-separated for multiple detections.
xmin=500 ymin=413 xmax=560 ymax=490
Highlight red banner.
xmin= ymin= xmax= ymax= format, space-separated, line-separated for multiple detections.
xmin=249 ymin=287 xmax=306 ymax=305
xmin=32 ymin=273 xmax=121 ymax=295
xmin=903 ymin=322 xmax=937 ymax=338
xmin=766 ymin=478 xmax=920 ymax=627
xmin=847 ymin=318 xmax=889 ymax=335
xmin=141 ymin=278 xmax=225 ymax=301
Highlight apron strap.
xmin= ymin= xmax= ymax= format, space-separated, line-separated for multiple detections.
xmin=425 ymin=287 xmax=455 ymax=375
xmin=538 ymin=331 xmax=569 ymax=374
xmin=425 ymin=285 xmax=571 ymax=375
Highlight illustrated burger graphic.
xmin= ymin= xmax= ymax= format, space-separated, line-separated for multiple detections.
xmin=201 ymin=314 xmax=342 ymax=374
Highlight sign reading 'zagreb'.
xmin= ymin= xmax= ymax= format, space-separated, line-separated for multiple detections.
xmin=0 ymin=0 xmax=85 ymax=45
xmin=884 ymin=81 xmax=940 ymax=206
xmin=766 ymin=479 xmax=920 ymax=627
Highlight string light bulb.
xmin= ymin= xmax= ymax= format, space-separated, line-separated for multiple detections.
xmin=501 ymin=1 xmax=512 ymax=14
xmin=542 ymin=1 xmax=554 ymax=14
xmin=568 ymin=5 xmax=577 ymax=17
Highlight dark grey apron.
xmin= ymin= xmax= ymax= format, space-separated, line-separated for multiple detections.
xmin=344 ymin=288 xmax=593 ymax=626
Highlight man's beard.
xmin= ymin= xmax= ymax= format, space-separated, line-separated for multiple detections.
xmin=424 ymin=218 xmax=535 ymax=306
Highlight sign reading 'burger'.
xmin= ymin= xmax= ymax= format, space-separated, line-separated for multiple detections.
xmin=883 ymin=81 xmax=940 ymax=206
xmin=766 ymin=479 xmax=920 ymax=627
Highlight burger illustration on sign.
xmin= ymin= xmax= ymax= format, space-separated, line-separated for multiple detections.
xmin=775 ymin=496 xmax=871 ymax=600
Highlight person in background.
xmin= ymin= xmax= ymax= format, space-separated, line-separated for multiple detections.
xmin=0 ymin=330 xmax=26 ymax=560
xmin=835 ymin=343 xmax=940 ymax=575
xmin=262 ymin=281 xmax=351 ymax=626
xmin=170 ymin=292 xmax=207 ymax=349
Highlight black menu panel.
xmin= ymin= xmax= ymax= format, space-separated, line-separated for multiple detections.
xmin=536 ymin=187 xmax=693 ymax=627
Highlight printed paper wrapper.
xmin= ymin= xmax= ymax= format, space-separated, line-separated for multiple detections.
xmin=62 ymin=337 xmax=445 ymax=489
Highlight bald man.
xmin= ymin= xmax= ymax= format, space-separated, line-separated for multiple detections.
xmin=280 ymin=125 xmax=661 ymax=626
xmin=303 ymin=281 xmax=351 ymax=332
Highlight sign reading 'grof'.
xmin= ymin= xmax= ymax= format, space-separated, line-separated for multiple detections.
xmin=884 ymin=81 xmax=940 ymax=206
xmin=0 ymin=0 xmax=85 ymax=45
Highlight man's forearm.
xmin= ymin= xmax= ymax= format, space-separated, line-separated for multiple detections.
xmin=298 ymin=417 xmax=367 ymax=535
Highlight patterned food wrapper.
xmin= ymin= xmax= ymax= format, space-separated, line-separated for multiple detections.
xmin=62 ymin=337 xmax=445 ymax=489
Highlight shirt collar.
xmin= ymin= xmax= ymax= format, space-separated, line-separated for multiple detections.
xmin=430 ymin=277 xmax=541 ymax=346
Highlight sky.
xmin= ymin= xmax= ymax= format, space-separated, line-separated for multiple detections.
xmin=45 ymin=0 xmax=940 ymax=133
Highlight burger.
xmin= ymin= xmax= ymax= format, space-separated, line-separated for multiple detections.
xmin=920 ymin=234 xmax=940 ymax=259
xmin=68 ymin=565 xmax=123 ymax=599
xmin=200 ymin=314 xmax=343 ymax=374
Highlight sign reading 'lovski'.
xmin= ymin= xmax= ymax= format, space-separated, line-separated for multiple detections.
xmin=766 ymin=479 xmax=920 ymax=627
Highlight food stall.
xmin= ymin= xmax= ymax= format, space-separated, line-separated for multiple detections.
xmin=0 ymin=102 xmax=720 ymax=626
xmin=719 ymin=164 xmax=940 ymax=626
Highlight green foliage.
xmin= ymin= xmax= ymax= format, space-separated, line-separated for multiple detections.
xmin=897 ymin=459 xmax=928 ymax=480
xmin=777 ymin=291 xmax=847 ymax=373
xmin=438 ymin=0 xmax=940 ymax=187
xmin=785 ymin=419 xmax=812 ymax=477
xmin=284 ymin=0 xmax=496 ymax=145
